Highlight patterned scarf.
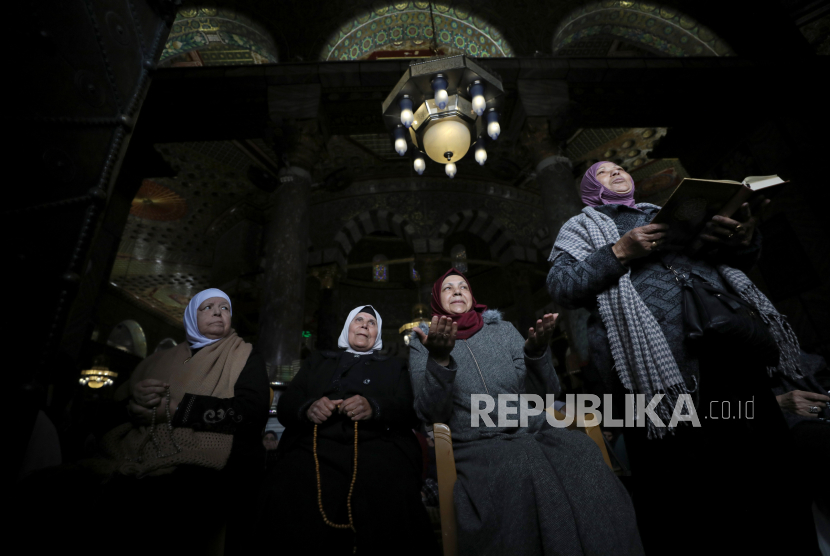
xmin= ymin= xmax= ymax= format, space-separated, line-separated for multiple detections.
xmin=552 ymin=204 xmax=802 ymax=439
xmin=96 ymin=332 xmax=252 ymax=476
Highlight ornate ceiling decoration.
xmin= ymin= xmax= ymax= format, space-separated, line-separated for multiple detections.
xmin=552 ymin=1 xmax=733 ymax=57
xmin=111 ymin=141 xmax=273 ymax=324
xmin=130 ymin=180 xmax=188 ymax=221
xmin=320 ymin=2 xmax=513 ymax=61
xmin=160 ymin=7 xmax=279 ymax=67
xmin=566 ymin=127 xmax=667 ymax=173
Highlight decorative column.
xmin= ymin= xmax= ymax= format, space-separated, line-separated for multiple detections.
xmin=309 ymin=263 xmax=342 ymax=351
xmin=258 ymin=120 xmax=324 ymax=380
xmin=521 ymin=117 xmax=591 ymax=365
xmin=503 ymin=262 xmax=537 ymax=335
xmin=414 ymin=254 xmax=445 ymax=308
xmin=521 ymin=117 xmax=582 ymax=247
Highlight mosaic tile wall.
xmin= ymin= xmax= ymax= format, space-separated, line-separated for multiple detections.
xmin=552 ymin=1 xmax=733 ymax=57
xmin=320 ymin=2 xmax=513 ymax=61
xmin=161 ymin=7 xmax=278 ymax=66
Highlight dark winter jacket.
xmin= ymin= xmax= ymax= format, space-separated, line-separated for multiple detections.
xmin=277 ymin=350 xmax=420 ymax=457
xmin=547 ymin=204 xmax=762 ymax=398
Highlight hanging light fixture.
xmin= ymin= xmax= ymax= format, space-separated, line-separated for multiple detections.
xmin=79 ymin=366 xmax=118 ymax=389
xmin=399 ymin=303 xmax=431 ymax=345
xmin=382 ymin=55 xmax=504 ymax=178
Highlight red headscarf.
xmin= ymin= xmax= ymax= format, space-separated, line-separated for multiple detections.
xmin=430 ymin=268 xmax=488 ymax=340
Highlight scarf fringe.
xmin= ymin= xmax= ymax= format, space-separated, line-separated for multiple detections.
xmin=729 ymin=273 xmax=802 ymax=379
xmin=645 ymin=383 xmax=690 ymax=439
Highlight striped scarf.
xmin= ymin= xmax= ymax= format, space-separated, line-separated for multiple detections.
xmin=552 ymin=204 xmax=802 ymax=439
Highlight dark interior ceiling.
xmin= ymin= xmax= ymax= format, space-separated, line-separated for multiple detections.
xmin=75 ymin=0 xmax=830 ymax=330
xmin=186 ymin=0 xmax=814 ymax=61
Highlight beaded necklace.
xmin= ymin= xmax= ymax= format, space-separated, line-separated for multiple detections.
xmin=130 ymin=385 xmax=183 ymax=463
xmin=313 ymin=421 xmax=358 ymax=553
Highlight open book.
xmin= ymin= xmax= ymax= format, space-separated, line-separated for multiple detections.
xmin=650 ymin=175 xmax=787 ymax=248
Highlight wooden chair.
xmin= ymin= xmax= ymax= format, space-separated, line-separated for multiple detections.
xmin=432 ymin=409 xmax=612 ymax=556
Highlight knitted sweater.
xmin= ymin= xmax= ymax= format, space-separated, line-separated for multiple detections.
xmin=547 ymin=204 xmax=762 ymax=394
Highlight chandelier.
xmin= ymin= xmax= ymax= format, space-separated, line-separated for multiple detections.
xmin=79 ymin=366 xmax=118 ymax=389
xmin=382 ymin=55 xmax=504 ymax=178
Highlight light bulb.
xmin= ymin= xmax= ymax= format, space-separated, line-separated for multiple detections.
xmin=445 ymin=163 xmax=457 ymax=178
xmin=395 ymin=138 xmax=407 ymax=156
xmin=475 ymin=146 xmax=487 ymax=166
xmin=487 ymin=121 xmax=501 ymax=140
xmin=414 ymin=157 xmax=425 ymax=175
xmin=472 ymin=94 xmax=486 ymax=116
xmin=435 ymin=88 xmax=449 ymax=110
xmin=400 ymin=108 xmax=414 ymax=128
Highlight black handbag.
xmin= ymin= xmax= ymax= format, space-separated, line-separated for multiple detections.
xmin=666 ymin=264 xmax=780 ymax=367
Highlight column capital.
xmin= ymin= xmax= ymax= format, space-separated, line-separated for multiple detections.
xmin=279 ymin=165 xmax=313 ymax=183
xmin=535 ymin=154 xmax=572 ymax=175
xmin=309 ymin=263 xmax=341 ymax=290
xmin=276 ymin=118 xmax=327 ymax=176
xmin=519 ymin=116 xmax=562 ymax=168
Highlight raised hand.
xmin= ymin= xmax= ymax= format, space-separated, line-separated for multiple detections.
xmin=525 ymin=313 xmax=559 ymax=357
xmin=612 ymin=223 xmax=669 ymax=264
xmin=412 ymin=316 xmax=458 ymax=367
xmin=339 ymin=395 xmax=373 ymax=421
xmin=306 ymin=396 xmax=344 ymax=425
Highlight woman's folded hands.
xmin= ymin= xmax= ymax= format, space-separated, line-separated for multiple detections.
xmin=307 ymin=395 xmax=373 ymax=423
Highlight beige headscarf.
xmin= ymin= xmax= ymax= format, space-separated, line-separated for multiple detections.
xmin=97 ymin=331 xmax=252 ymax=477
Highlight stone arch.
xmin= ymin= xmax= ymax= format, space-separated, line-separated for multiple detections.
xmin=438 ymin=210 xmax=536 ymax=264
xmin=107 ymin=319 xmax=148 ymax=358
xmin=160 ymin=7 xmax=278 ymax=67
xmin=552 ymin=1 xmax=734 ymax=57
xmin=320 ymin=2 xmax=513 ymax=61
xmin=333 ymin=209 xmax=416 ymax=260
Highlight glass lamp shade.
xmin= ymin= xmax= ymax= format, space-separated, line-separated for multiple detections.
xmin=475 ymin=145 xmax=487 ymax=166
xmin=394 ymin=138 xmax=408 ymax=156
xmin=445 ymin=163 xmax=457 ymax=178
xmin=487 ymin=121 xmax=501 ymax=140
xmin=400 ymin=108 xmax=414 ymax=127
xmin=422 ymin=120 xmax=471 ymax=164
xmin=435 ymin=89 xmax=449 ymax=110
xmin=413 ymin=157 xmax=426 ymax=175
xmin=472 ymin=94 xmax=486 ymax=116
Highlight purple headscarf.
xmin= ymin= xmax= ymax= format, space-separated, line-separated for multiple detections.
xmin=580 ymin=161 xmax=636 ymax=208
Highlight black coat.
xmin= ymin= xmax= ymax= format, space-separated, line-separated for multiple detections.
xmin=264 ymin=350 xmax=437 ymax=556
xmin=277 ymin=349 xmax=421 ymax=456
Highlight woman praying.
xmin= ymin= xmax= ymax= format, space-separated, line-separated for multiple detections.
xmin=260 ymin=306 xmax=437 ymax=555
xmin=410 ymin=269 xmax=643 ymax=556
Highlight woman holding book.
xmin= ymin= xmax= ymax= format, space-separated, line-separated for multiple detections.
xmin=546 ymin=162 xmax=817 ymax=554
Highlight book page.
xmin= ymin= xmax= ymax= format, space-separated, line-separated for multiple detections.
xmin=743 ymin=175 xmax=784 ymax=191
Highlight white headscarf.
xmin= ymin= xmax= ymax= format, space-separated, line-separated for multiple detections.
xmin=184 ymin=288 xmax=233 ymax=349
xmin=337 ymin=305 xmax=383 ymax=355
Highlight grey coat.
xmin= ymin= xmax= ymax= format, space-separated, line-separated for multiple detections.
xmin=409 ymin=310 xmax=644 ymax=556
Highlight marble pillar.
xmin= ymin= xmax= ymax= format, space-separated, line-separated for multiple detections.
xmin=503 ymin=263 xmax=537 ymax=334
xmin=259 ymin=165 xmax=313 ymax=380
xmin=521 ymin=117 xmax=582 ymax=246
xmin=521 ymin=117 xmax=590 ymax=365
xmin=414 ymin=254 xmax=445 ymax=308
xmin=309 ymin=263 xmax=341 ymax=351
